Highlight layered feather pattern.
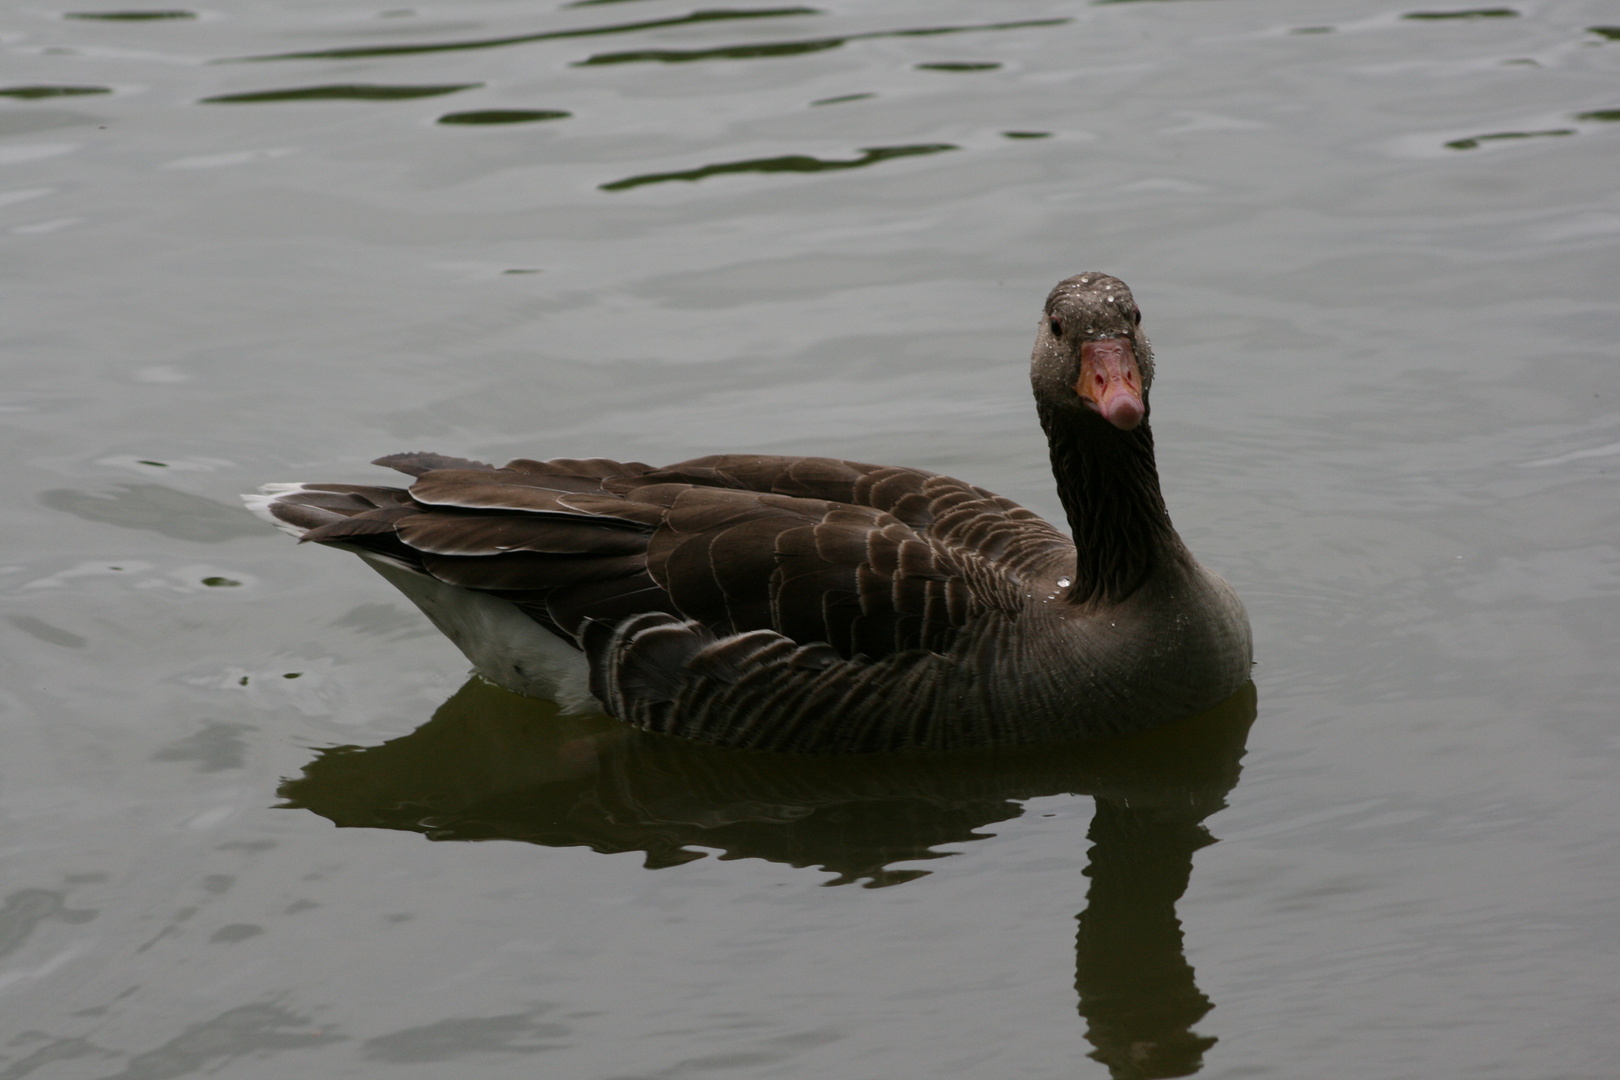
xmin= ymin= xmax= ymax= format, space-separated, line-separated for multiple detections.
xmin=256 ymin=450 xmax=1090 ymax=749
xmin=250 ymin=274 xmax=1253 ymax=750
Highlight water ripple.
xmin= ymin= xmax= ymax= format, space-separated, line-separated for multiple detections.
xmin=576 ymin=17 xmax=1066 ymax=66
xmin=437 ymin=109 xmax=571 ymax=125
xmin=0 ymin=85 xmax=113 ymax=99
xmin=64 ymin=8 xmax=195 ymax=19
xmin=599 ymin=143 xmax=957 ymax=192
xmin=200 ymin=83 xmax=481 ymax=104
xmin=226 ymin=7 xmax=820 ymax=63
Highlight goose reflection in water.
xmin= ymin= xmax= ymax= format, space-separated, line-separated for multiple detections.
xmin=279 ymin=680 xmax=1256 ymax=1079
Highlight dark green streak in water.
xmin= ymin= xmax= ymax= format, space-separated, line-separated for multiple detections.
xmin=225 ymin=8 xmax=819 ymax=63
xmin=601 ymin=143 xmax=956 ymax=191
xmin=577 ymin=17 xmax=1067 ymax=66
xmin=915 ymin=61 xmax=1000 ymax=71
xmin=0 ymin=85 xmax=112 ymax=99
xmin=200 ymin=83 xmax=480 ymax=104
xmin=438 ymin=109 xmax=571 ymax=125
xmin=810 ymin=92 xmax=874 ymax=106
xmin=1573 ymin=109 xmax=1620 ymax=122
xmin=1588 ymin=26 xmax=1620 ymax=40
xmin=65 ymin=9 xmax=195 ymax=19
xmin=1444 ymin=128 xmax=1572 ymax=149
xmin=1402 ymin=8 xmax=1519 ymax=19
xmin=580 ymin=37 xmax=842 ymax=64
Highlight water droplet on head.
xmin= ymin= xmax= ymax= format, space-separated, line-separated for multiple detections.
xmin=1057 ymin=577 xmax=1071 ymax=588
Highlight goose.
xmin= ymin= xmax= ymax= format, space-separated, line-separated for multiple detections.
xmin=245 ymin=273 xmax=1252 ymax=752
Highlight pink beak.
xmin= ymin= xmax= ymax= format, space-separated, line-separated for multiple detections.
xmin=1076 ymin=338 xmax=1145 ymax=430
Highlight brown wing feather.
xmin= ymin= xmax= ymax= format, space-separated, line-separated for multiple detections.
xmin=625 ymin=481 xmax=994 ymax=660
xmin=411 ymin=469 xmax=640 ymax=511
xmin=274 ymin=452 xmax=1062 ymax=670
xmin=419 ymin=551 xmax=646 ymax=591
xmin=374 ymin=452 xmax=498 ymax=477
xmin=542 ymin=577 xmax=675 ymax=637
xmin=395 ymin=514 xmax=647 ymax=557
xmin=504 ymin=457 xmax=654 ymax=480
xmin=300 ymin=505 xmax=416 ymax=543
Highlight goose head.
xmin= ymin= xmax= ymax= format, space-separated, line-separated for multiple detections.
xmin=1030 ymin=273 xmax=1155 ymax=432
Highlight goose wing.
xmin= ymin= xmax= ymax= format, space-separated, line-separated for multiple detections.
xmin=270 ymin=452 xmax=1066 ymax=658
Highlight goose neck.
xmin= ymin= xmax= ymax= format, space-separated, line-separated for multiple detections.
xmin=1040 ymin=404 xmax=1177 ymax=606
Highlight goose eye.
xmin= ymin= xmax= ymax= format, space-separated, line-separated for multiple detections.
xmin=1049 ymin=317 xmax=1063 ymax=338
xmin=1132 ymin=309 xmax=1141 ymax=326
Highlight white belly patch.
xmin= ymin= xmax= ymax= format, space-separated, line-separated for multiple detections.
xmin=357 ymin=553 xmax=599 ymax=715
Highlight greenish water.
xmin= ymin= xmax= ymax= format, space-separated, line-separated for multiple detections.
xmin=2 ymin=1 xmax=1618 ymax=1077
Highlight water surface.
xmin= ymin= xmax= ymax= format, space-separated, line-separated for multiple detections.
xmin=3 ymin=0 xmax=1618 ymax=1077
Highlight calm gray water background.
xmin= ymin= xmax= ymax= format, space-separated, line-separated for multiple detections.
xmin=3 ymin=1 xmax=1618 ymax=1077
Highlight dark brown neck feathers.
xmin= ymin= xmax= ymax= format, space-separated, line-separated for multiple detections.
xmin=1038 ymin=402 xmax=1176 ymax=606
